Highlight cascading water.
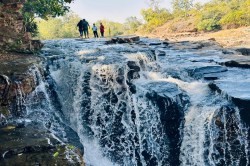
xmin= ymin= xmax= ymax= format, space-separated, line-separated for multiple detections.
xmin=21 ymin=38 xmax=249 ymax=166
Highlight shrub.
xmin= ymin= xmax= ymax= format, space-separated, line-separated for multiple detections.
xmin=220 ymin=10 xmax=250 ymax=27
xmin=197 ymin=18 xmax=221 ymax=31
xmin=141 ymin=8 xmax=173 ymax=32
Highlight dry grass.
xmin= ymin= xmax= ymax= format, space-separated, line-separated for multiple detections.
xmin=148 ymin=25 xmax=250 ymax=48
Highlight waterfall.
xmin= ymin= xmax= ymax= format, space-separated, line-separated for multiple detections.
xmin=20 ymin=39 xmax=249 ymax=166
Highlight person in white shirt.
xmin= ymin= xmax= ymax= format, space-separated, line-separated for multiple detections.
xmin=92 ymin=24 xmax=99 ymax=38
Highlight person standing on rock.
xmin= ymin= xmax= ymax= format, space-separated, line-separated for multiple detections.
xmin=77 ymin=20 xmax=84 ymax=38
xmin=92 ymin=23 xmax=99 ymax=38
xmin=82 ymin=19 xmax=90 ymax=38
xmin=100 ymin=23 xmax=105 ymax=37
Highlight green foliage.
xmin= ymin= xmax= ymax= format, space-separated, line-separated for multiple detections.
xmin=22 ymin=0 xmax=72 ymax=37
xmin=220 ymin=11 xmax=248 ymax=27
xmin=141 ymin=8 xmax=172 ymax=32
xmin=196 ymin=3 xmax=227 ymax=31
xmin=198 ymin=0 xmax=250 ymax=30
xmin=37 ymin=16 xmax=128 ymax=39
xmin=123 ymin=17 xmax=142 ymax=34
xmin=220 ymin=0 xmax=250 ymax=27
xmin=197 ymin=18 xmax=221 ymax=31
xmin=172 ymin=0 xmax=193 ymax=17
xmin=36 ymin=13 xmax=81 ymax=39
xmin=95 ymin=20 xmax=125 ymax=37
xmin=139 ymin=0 xmax=250 ymax=33
xmin=66 ymin=144 xmax=75 ymax=150
xmin=53 ymin=152 xmax=59 ymax=158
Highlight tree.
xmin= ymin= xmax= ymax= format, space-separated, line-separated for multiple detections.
xmin=147 ymin=0 xmax=162 ymax=10
xmin=22 ymin=0 xmax=73 ymax=36
xmin=123 ymin=17 xmax=142 ymax=34
xmin=36 ymin=13 xmax=81 ymax=39
xmin=172 ymin=0 xmax=193 ymax=17
xmin=96 ymin=20 xmax=125 ymax=37
xmin=141 ymin=8 xmax=172 ymax=32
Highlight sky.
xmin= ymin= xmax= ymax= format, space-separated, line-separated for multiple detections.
xmin=69 ymin=0 xmax=209 ymax=23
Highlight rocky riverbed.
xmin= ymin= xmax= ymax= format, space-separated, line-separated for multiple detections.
xmin=0 ymin=36 xmax=250 ymax=165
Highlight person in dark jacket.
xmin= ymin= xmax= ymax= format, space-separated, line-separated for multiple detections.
xmin=82 ymin=19 xmax=90 ymax=38
xmin=77 ymin=20 xmax=84 ymax=38
xmin=100 ymin=23 xmax=105 ymax=37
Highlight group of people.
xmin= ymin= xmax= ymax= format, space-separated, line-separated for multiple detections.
xmin=77 ymin=19 xmax=105 ymax=39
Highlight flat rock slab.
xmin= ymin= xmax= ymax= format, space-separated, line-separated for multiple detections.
xmin=209 ymin=81 xmax=250 ymax=100
xmin=140 ymin=81 xmax=182 ymax=99
xmin=235 ymin=48 xmax=250 ymax=56
xmin=209 ymin=81 xmax=250 ymax=125
xmin=203 ymin=73 xmax=224 ymax=80
xmin=221 ymin=59 xmax=250 ymax=69
xmin=148 ymin=42 xmax=162 ymax=46
xmin=189 ymin=66 xmax=228 ymax=79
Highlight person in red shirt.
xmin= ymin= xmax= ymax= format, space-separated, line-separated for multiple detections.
xmin=100 ymin=23 xmax=105 ymax=37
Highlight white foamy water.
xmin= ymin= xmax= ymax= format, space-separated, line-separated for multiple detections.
xmin=20 ymin=39 xmax=249 ymax=166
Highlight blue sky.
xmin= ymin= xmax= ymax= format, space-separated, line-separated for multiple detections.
xmin=69 ymin=0 xmax=209 ymax=23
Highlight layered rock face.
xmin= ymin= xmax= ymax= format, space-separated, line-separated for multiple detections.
xmin=0 ymin=0 xmax=42 ymax=52
xmin=0 ymin=73 xmax=36 ymax=120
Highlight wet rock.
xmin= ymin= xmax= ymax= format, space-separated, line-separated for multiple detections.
xmin=209 ymin=81 xmax=250 ymax=126
xmin=108 ymin=36 xmax=140 ymax=44
xmin=127 ymin=61 xmax=141 ymax=81
xmin=220 ymin=60 xmax=250 ymax=69
xmin=188 ymin=66 xmax=228 ymax=79
xmin=235 ymin=48 xmax=250 ymax=56
xmin=0 ymin=125 xmax=84 ymax=165
xmin=141 ymin=81 xmax=189 ymax=166
xmin=0 ymin=73 xmax=36 ymax=118
xmin=127 ymin=61 xmax=141 ymax=72
xmin=203 ymin=73 xmax=222 ymax=80
xmin=163 ymin=41 xmax=169 ymax=46
xmin=148 ymin=42 xmax=162 ymax=46
xmin=155 ymin=50 xmax=166 ymax=56
xmin=0 ymin=53 xmax=41 ymax=120
xmin=209 ymin=106 xmax=249 ymax=165
xmin=116 ymin=76 xmax=125 ymax=84
xmin=221 ymin=49 xmax=235 ymax=55
xmin=189 ymin=43 xmax=204 ymax=49
xmin=143 ymin=81 xmax=183 ymax=99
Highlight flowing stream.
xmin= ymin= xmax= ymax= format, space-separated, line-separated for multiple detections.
xmin=20 ymin=38 xmax=249 ymax=165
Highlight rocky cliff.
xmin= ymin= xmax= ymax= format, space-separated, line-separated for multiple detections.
xmin=0 ymin=0 xmax=42 ymax=52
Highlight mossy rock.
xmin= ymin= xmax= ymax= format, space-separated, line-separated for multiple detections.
xmin=0 ymin=125 xmax=84 ymax=165
xmin=0 ymin=106 xmax=10 ymax=117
